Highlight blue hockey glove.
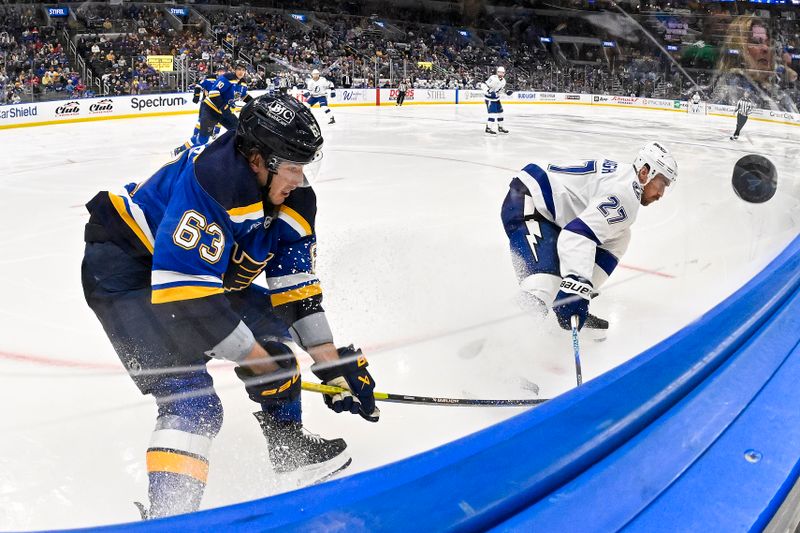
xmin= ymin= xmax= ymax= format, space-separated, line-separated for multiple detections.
xmin=553 ymin=275 xmax=593 ymax=330
xmin=330 ymin=90 xmax=336 ymax=98
xmin=311 ymin=346 xmax=380 ymax=422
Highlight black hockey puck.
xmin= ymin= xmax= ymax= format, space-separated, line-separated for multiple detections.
xmin=731 ymin=154 xmax=777 ymax=204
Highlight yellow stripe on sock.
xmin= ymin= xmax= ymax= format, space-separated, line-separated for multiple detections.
xmin=146 ymin=450 xmax=208 ymax=483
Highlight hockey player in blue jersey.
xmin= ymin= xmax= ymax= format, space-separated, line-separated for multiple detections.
xmin=189 ymin=65 xmax=226 ymax=142
xmin=83 ymin=94 xmax=379 ymax=519
xmin=501 ymin=142 xmax=678 ymax=338
xmin=173 ymin=61 xmax=252 ymax=156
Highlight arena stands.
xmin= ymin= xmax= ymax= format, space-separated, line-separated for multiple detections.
xmin=1 ymin=0 xmax=797 ymax=111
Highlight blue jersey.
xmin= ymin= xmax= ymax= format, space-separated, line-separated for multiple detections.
xmin=234 ymin=80 xmax=248 ymax=102
xmin=204 ymin=74 xmax=239 ymax=114
xmin=198 ymin=76 xmax=218 ymax=93
xmin=85 ymin=131 xmax=323 ymax=337
xmin=193 ymin=75 xmax=219 ymax=103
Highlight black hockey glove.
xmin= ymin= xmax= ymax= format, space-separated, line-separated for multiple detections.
xmin=311 ymin=346 xmax=380 ymax=422
xmin=505 ymin=89 xmax=513 ymax=96
xmin=192 ymin=90 xmax=201 ymax=104
xmin=330 ymin=90 xmax=336 ymax=98
xmin=553 ymin=275 xmax=592 ymax=330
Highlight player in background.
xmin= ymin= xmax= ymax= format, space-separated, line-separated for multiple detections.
xmin=500 ymin=142 xmax=678 ymax=337
xmin=172 ymin=61 xmax=250 ymax=156
xmin=304 ymin=69 xmax=336 ymax=124
xmin=481 ymin=66 xmax=512 ymax=135
xmin=689 ymin=92 xmax=703 ymax=114
xmin=188 ymin=65 xmax=226 ymax=143
xmin=82 ymin=95 xmax=379 ymax=519
xmin=730 ymin=92 xmax=753 ymax=141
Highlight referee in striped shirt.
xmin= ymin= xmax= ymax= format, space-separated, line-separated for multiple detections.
xmin=730 ymin=92 xmax=753 ymax=141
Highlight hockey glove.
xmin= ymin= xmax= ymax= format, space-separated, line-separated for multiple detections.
xmin=553 ymin=275 xmax=593 ymax=330
xmin=192 ymin=90 xmax=201 ymax=104
xmin=505 ymin=89 xmax=513 ymax=96
xmin=311 ymin=345 xmax=380 ymax=422
xmin=330 ymin=91 xmax=336 ymax=98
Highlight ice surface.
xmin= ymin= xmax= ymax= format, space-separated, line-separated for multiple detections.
xmin=0 ymin=103 xmax=797 ymax=529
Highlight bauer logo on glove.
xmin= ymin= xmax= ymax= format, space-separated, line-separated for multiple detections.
xmin=559 ymin=277 xmax=593 ymax=297
xmin=311 ymin=345 xmax=380 ymax=422
xmin=553 ymin=275 xmax=593 ymax=330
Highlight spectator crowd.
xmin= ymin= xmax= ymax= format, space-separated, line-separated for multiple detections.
xmin=1 ymin=0 xmax=797 ymax=111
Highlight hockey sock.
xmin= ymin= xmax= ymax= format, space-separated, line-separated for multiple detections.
xmin=146 ymin=426 xmax=213 ymax=517
xmin=147 ymin=470 xmax=205 ymax=518
xmin=193 ymin=132 xmax=211 ymax=147
xmin=261 ymin=398 xmax=302 ymax=424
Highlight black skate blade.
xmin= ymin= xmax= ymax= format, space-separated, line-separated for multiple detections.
xmin=278 ymin=454 xmax=352 ymax=488
xmin=133 ymin=501 xmax=148 ymax=521
xmin=312 ymin=457 xmax=352 ymax=485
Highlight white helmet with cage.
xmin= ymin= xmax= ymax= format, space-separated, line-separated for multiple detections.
xmin=633 ymin=141 xmax=678 ymax=185
xmin=311 ymin=69 xmax=320 ymax=77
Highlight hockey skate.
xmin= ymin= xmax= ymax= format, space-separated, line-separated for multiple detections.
xmin=582 ymin=313 xmax=609 ymax=342
xmin=730 ymin=135 xmax=738 ymax=141
xmin=485 ymin=126 xmax=497 ymax=135
xmin=253 ymin=412 xmax=351 ymax=486
xmin=498 ymin=126 xmax=510 ymax=134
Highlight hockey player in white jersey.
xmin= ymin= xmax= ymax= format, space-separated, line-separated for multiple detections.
xmin=305 ymin=69 xmax=336 ymax=124
xmin=481 ymin=66 xmax=511 ymax=134
xmin=500 ymin=142 xmax=678 ymax=336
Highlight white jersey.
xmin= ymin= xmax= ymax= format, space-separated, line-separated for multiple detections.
xmin=735 ymin=98 xmax=753 ymax=116
xmin=691 ymin=93 xmax=701 ymax=104
xmin=305 ymin=76 xmax=334 ymax=97
xmin=483 ymin=75 xmax=506 ymax=101
xmin=514 ymin=158 xmax=641 ymax=283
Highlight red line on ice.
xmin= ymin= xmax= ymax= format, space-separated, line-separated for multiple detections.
xmin=0 ymin=349 xmax=118 ymax=370
xmin=618 ymin=263 xmax=675 ymax=279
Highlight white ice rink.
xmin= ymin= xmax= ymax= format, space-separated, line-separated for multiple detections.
xmin=1 ymin=103 xmax=798 ymax=530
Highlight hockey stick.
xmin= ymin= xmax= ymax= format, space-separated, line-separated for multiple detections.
xmin=301 ymin=381 xmax=547 ymax=407
xmin=571 ymin=315 xmax=583 ymax=386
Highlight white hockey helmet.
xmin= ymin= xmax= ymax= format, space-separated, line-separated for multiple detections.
xmin=633 ymin=141 xmax=678 ymax=185
xmin=496 ymin=66 xmax=505 ymax=75
xmin=311 ymin=69 xmax=320 ymax=77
